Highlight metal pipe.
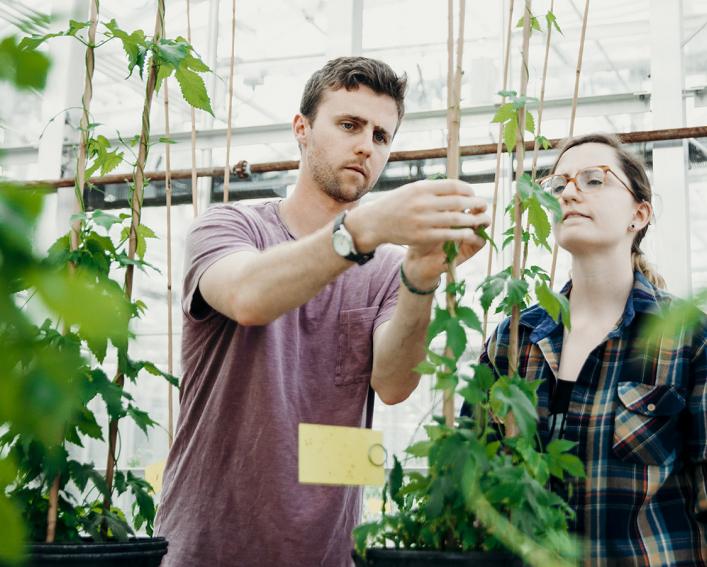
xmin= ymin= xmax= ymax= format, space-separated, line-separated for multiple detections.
xmin=33 ymin=125 xmax=707 ymax=189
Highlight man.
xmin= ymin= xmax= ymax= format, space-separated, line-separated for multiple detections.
xmin=155 ymin=57 xmax=489 ymax=566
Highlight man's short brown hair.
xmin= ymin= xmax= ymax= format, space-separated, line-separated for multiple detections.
xmin=300 ymin=56 xmax=407 ymax=129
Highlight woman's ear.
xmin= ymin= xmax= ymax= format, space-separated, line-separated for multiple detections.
xmin=632 ymin=200 xmax=652 ymax=231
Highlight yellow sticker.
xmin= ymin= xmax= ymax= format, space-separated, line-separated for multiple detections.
xmin=298 ymin=423 xmax=385 ymax=486
xmin=144 ymin=460 xmax=166 ymax=493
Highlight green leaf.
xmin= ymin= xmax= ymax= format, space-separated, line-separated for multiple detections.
xmin=153 ymin=38 xmax=190 ymax=68
xmin=90 ymin=210 xmax=123 ymax=231
xmin=426 ymin=307 xmax=451 ymax=344
xmin=546 ymin=10 xmax=563 ymax=34
xmin=490 ymin=379 xmax=538 ymax=437
xmin=517 ymin=173 xmax=534 ymax=201
xmin=135 ymin=223 xmax=157 ymax=259
xmin=389 ymin=457 xmax=404 ymax=508
xmin=67 ymin=19 xmax=90 ymax=36
xmin=459 ymin=380 xmax=485 ymax=405
xmin=443 ymin=240 xmax=459 ymax=264
xmin=478 ymin=273 xmax=507 ymax=313
xmin=491 ymin=102 xmax=516 ymax=123
xmin=503 ymin=118 xmax=517 ymax=153
xmin=536 ymin=134 xmax=552 ymax=150
xmin=352 ymin=521 xmax=381 ymax=556
xmin=535 ymin=188 xmax=563 ymax=222
xmin=413 ymin=360 xmax=437 ymax=375
xmin=536 ymin=282 xmax=571 ymax=328
xmin=474 ymin=225 xmax=497 ymax=252
xmin=506 ymin=278 xmax=529 ymax=309
xmin=0 ymin=491 xmax=25 ymax=563
xmin=76 ymin=408 xmax=103 ymax=441
xmin=497 ymin=89 xmax=517 ymax=98
xmin=525 ymin=111 xmax=535 ymax=134
xmin=126 ymin=406 xmax=156 ymax=435
xmin=559 ymin=454 xmax=585 ymax=478
xmin=175 ymin=66 xmax=213 ymax=115
xmin=527 ymin=195 xmax=551 ymax=246
xmin=546 ymin=439 xmax=577 ymax=456
xmin=103 ymin=20 xmax=147 ymax=78
xmin=456 ymin=306 xmax=482 ymax=333
xmin=445 ymin=317 xmax=466 ymax=358
xmin=0 ymin=36 xmax=51 ymax=90
xmin=406 ymin=440 xmax=433 ymax=458
xmin=434 ymin=371 xmax=458 ymax=392
xmin=516 ymin=14 xmax=542 ymax=32
xmin=471 ymin=364 xmax=495 ymax=391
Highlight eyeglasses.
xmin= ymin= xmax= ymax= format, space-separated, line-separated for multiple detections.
xmin=538 ymin=165 xmax=635 ymax=198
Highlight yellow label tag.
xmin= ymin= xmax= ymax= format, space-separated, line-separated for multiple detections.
xmin=144 ymin=460 xmax=166 ymax=493
xmin=298 ymin=423 xmax=385 ymax=486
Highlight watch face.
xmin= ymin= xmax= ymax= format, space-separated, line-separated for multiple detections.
xmin=332 ymin=231 xmax=352 ymax=256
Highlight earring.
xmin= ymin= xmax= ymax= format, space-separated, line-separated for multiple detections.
xmin=628 ymin=224 xmax=636 ymax=232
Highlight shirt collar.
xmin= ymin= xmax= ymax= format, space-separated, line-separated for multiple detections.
xmin=521 ymin=270 xmax=662 ymax=344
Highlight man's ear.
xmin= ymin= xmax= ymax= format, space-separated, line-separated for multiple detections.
xmin=293 ymin=113 xmax=308 ymax=147
xmin=633 ymin=200 xmax=652 ymax=231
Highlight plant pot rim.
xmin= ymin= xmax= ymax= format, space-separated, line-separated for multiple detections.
xmin=29 ymin=536 xmax=168 ymax=559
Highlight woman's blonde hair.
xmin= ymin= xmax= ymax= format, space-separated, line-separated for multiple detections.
xmin=550 ymin=133 xmax=666 ymax=289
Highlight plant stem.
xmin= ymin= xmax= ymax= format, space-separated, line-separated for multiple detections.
xmin=163 ymin=60 xmax=174 ymax=448
xmin=467 ymin=486 xmax=575 ymax=567
xmin=550 ymin=0 xmax=590 ymax=288
xmin=444 ymin=0 xmax=466 ymax=428
xmin=521 ymin=0 xmax=554 ymax=274
xmin=483 ymin=0 xmax=515 ymax=342
xmin=103 ymin=0 xmax=165 ymax=526
xmin=46 ymin=0 xmax=100 ymax=544
xmin=45 ymin=475 xmax=60 ymax=543
xmin=186 ymin=0 xmax=199 ymax=217
xmin=223 ymin=0 xmax=237 ymax=202
xmin=507 ymin=0 xmax=532 ymax=438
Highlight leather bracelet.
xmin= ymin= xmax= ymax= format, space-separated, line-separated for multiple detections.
xmin=399 ymin=264 xmax=440 ymax=295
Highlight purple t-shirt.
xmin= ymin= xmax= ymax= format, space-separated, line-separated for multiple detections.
xmin=155 ymin=201 xmax=403 ymax=566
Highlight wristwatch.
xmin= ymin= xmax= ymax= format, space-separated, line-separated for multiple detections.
xmin=332 ymin=211 xmax=375 ymax=265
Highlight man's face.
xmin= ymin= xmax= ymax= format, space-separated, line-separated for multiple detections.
xmin=296 ymin=85 xmax=399 ymax=203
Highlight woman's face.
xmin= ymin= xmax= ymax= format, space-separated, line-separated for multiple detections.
xmin=551 ymin=142 xmax=642 ymax=257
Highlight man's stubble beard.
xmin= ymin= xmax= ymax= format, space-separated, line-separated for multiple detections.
xmin=308 ymin=148 xmax=371 ymax=204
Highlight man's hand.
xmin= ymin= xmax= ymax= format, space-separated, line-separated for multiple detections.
xmin=346 ymin=179 xmax=490 ymax=289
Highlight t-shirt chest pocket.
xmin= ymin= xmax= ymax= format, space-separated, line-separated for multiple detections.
xmin=335 ymin=307 xmax=378 ymax=386
xmin=612 ymin=381 xmax=686 ymax=466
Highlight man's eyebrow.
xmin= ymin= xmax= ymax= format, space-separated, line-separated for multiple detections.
xmin=336 ymin=113 xmax=392 ymax=140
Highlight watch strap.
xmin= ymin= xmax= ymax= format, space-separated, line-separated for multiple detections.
xmin=333 ymin=211 xmax=375 ymax=266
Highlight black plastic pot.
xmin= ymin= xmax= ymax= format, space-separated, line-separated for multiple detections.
xmin=352 ymin=548 xmax=524 ymax=566
xmin=27 ymin=537 xmax=168 ymax=567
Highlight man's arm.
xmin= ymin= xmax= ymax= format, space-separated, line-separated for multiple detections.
xmin=369 ymin=228 xmax=489 ymax=405
xmin=199 ymin=223 xmax=350 ymax=326
xmin=199 ymin=179 xmax=487 ymax=326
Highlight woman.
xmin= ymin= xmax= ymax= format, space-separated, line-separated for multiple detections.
xmin=477 ymin=133 xmax=706 ymax=565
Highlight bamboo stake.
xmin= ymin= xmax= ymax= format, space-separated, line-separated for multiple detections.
xmin=163 ymin=79 xmax=174 ymax=448
xmin=521 ymin=0 xmax=555 ymax=273
xmin=443 ymin=0 xmax=466 ymax=428
xmin=506 ymin=0 xmax=532 ymax=438
xmin=549 ymin=0 xmax=590 ymax=287
xmin=223 ymin=0 xmax=237 ymax=202
xmin=186 ymin=0 xmax=199 ymax=217
xmin=482 ymin=0 xmax=515 ymax=343
xmin=45 ymin=475 xmax=61 ymax=543
xmin=47 ymin=0 xmax=100 ymax=544
xmin=103 ymin=0 xmax=165 ymax=519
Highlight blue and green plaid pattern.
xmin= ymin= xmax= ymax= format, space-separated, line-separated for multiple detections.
xmin=479 ymin=272 xmax=707 ymax=565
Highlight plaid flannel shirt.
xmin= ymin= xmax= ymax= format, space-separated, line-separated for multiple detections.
xmin=480 ymin=272 xmax=707 ymax=566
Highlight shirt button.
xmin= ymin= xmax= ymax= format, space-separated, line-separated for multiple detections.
xmin=647 ymin=403 xmax=656 ymax=412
